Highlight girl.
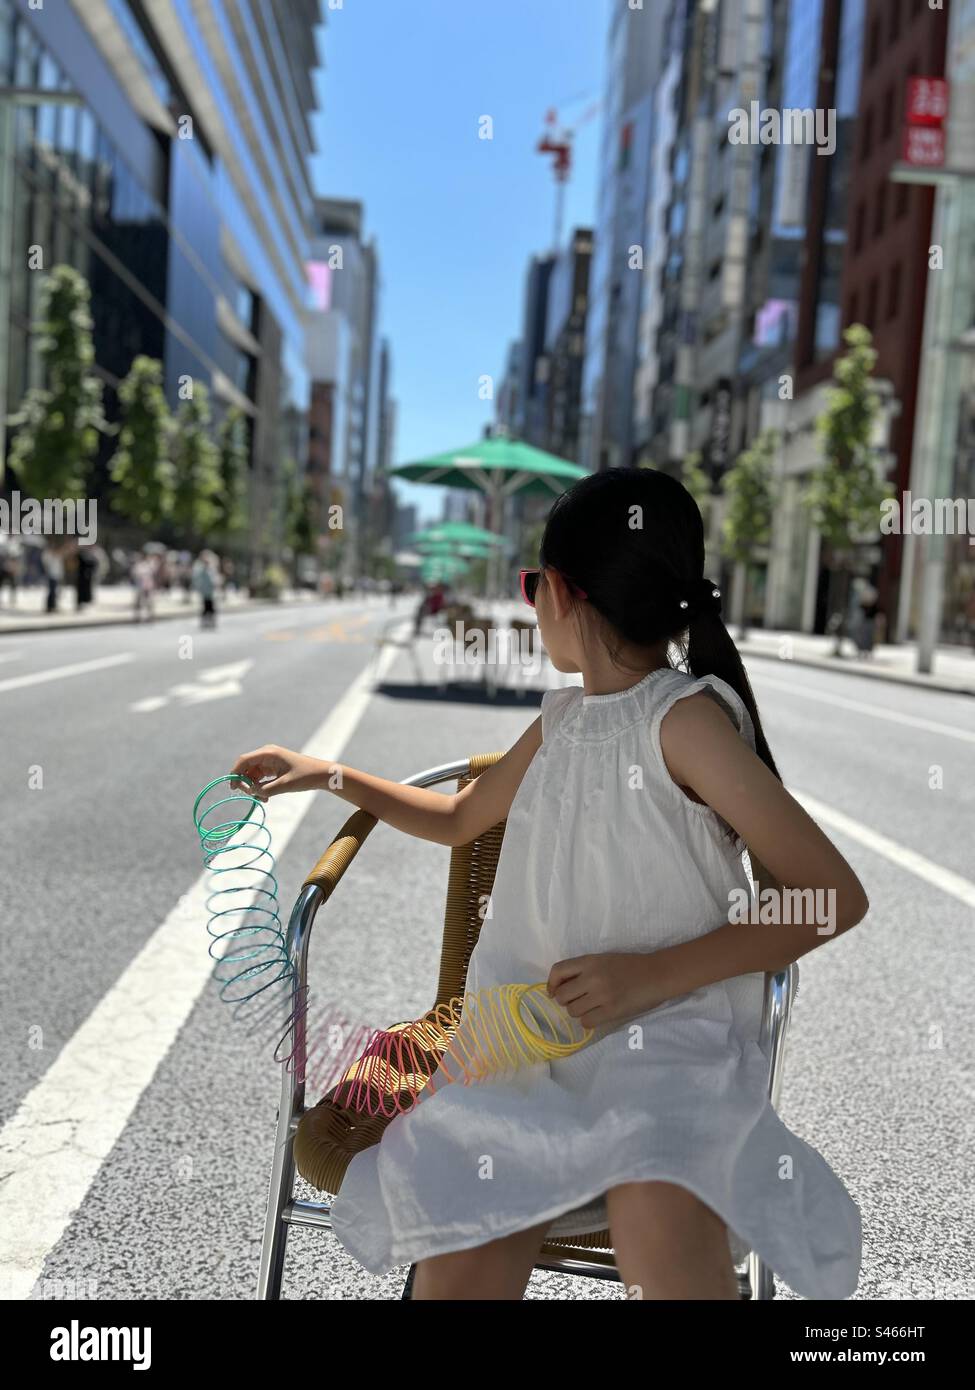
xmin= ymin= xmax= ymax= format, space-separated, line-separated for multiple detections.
xmin=233 ymin=467 xmax=866 ymax=1301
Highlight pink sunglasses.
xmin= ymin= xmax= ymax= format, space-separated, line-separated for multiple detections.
xmin=519 ymin=567 xmax=588 ymax=607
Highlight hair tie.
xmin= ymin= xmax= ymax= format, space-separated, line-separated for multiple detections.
xmin=678 ymin=578 xmax=722 ymax=618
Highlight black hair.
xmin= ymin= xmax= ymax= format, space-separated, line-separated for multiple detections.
xmin=538 ymin=466 xmax=780 ymax=781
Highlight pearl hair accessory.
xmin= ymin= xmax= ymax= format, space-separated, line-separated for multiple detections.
xmin=678 ymin=581 xmax=722 ymax=614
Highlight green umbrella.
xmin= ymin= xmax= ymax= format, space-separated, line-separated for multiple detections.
xmin=419 ymin=554 xmax=468 ymax=583
xmin=413 ymin=536 xmax=495 ymax=560
xmin=409 ymin=521 xmax=504 ymax=549
xmin=390 ymin=436 xmax=588 ymax=596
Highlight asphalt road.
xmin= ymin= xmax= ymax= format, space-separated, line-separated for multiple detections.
xmin=1 ymin=598 xmax=972 ymax=1301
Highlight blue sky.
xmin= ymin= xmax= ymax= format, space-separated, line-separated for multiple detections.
xmin=310 ymin=0 xmax=609 ymax=522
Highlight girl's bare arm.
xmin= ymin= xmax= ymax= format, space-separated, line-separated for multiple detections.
xmin=654 ymin=692 xmax=869 ymax=991
xmin=231 ymin=715 xmax=542 ymax=848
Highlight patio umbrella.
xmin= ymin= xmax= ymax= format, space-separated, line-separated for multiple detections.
xmin=412 ymin=536 xmax=495 ymax=561
xmin=408 ymin=521 xmax=504 ymax=549
xmin=419 ymin=554 xmax=468 ymax=584
xmin=390 ymin=436 xmax=588 ymax=596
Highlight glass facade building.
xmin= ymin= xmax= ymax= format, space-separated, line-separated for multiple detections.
xmin=0 ymin=0 xmax=321 ymax=565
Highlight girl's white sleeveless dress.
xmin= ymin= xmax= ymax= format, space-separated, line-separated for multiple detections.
xmin=329 ymin=668 xmax=862 ymax=1298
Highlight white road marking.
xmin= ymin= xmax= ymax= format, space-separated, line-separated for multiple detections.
xmin=130 ymin=659 xmax=254 ymax=712
xmin=0 ymin=650 xmax=23 ymax=664
xmin=0 ymin=633 xmax=405 ymax=1299
xmin=795 ymin=791 xmax=975 ymax=911
xmin=751 ymin=672 xmax=975 ymax=746
xmin=0 ymin=652 xmax=134 ymax=694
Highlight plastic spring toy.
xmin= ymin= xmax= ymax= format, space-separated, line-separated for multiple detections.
xmin=193 ymin=775 xmax=594 ymax=1114
xmin=193 ymin=775 xmax=292 ymax=1024
xmin=325 ymin=984 xmax=594 ymax=1118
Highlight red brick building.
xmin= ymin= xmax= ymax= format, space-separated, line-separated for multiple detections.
xmin=796 ymin=0 xmax=949 ymax=623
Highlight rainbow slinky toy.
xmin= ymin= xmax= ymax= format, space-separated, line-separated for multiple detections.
xmin=193 ymin=775 xmax=594 ymax=1116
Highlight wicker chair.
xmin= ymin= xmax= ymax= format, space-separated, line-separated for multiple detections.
xmin=257 ymin=753 xmax=797 ymax=1301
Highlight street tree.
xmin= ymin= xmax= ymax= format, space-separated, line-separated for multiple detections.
xmin=109 ymin=356 xmax=174 ymax=527
xmin=214 ymin=407 xmax=249 ymax=540
xmin=804 ymin=324 xmax=893 ymax=654
xmin=720 ymin=430 xmax=778 ymax=640
xmin=171 ymin=382 xmax=221 ymax=540
xmin=8 ymin=265 xmax=108 ymax=499
xmin=283 ymin=458 xmax=318 ymax=584
xmin=680 ymin=450 xmax=711 ymax=518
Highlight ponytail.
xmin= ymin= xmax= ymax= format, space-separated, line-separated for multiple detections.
xmin=685 ymin=606 xmax=781 ymax=782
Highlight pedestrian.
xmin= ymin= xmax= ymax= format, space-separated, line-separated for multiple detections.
xmin=231 ymin=466 xmax=866 ymax=1301
xmin=178 ymin=550 xmax=193 ymax=604
xmin=131 ymin=552 xmax=156 ymax=622
xmin=41 ymin=544 xmax=65 ymax=613
xmin=0 ymin=532 xmax=23 ymax=606
xmin=192 ymin=549 xmax=219 ymax=630
xmin=74 ymin=542 xmax=97 ymax=609
xmin=413 ymin=581 xmax=446 ymax=636
xmin=852 ymin=578 xmax=879 ymax=658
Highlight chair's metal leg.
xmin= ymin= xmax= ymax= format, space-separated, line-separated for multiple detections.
xmin=257 ymin=1102 xmax=297 ymax=1300
xmin=257 ymin=888 xmax=318 ymax=1300
xmin=401 ymin=1263 xmax=417 ymax=1300
xmin=748 ymin=1252 xmax=775 ymax=1300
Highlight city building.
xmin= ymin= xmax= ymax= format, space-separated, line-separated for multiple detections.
xmin=899 ymin=0 xmax=975 ymax=654
xmin=542 ymin=226 xmax=592 ymax=463
xmin=762 ymin=0 xmax=948 ymax=637
xmin=742 ymin=0 xmax=864 ymax=632
xmin=801 ymin=0 xmax=945 ymax=632
xmin=0 ymin=0 xmax=324 ymax=574
xmin=365 ymin=336 xmax=397 ymax=572
xmin=305 ymin=269 xmax=351 ymax=546
xmin=632 ymin=6 xmax=682 ymax=469
xmin=581 ymin=0 xmax=668 ymax=472
xmin=516 ymin=252 xmax=556 ymax=449
xmin=496 ymin=339 xmax=524 ymax=438
xmin=307 ymin=195 xmax=381 ymax=580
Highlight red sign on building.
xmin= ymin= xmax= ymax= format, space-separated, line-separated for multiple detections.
xmin=902 ymin=77 xmax=949 ymax=168
xmin=903 ymin=126 xmax=946 ymax=167
xmin=905 ymin=77 xmax=949 ymax=127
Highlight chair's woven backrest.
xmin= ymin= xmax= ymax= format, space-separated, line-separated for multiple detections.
xmin=293 ymin=754 xmax=506 ymax=1196
xmin=433 ymin=752 xmax=507 ymax=1006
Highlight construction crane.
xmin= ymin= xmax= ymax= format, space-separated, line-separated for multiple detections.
xmin=536 ymin=99 xmax=600 ymax=252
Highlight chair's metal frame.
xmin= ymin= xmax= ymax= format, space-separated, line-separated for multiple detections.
xmin=257 ymin=757 xmax=798 ymax=1302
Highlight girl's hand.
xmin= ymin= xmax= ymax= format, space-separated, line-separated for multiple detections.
xmin=230 ymin=744 xmax=328 ymax=800
xmin=546 ymin=952 xmax=669 ymax=1029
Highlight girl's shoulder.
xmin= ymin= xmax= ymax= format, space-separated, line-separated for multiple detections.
xmin=538 ymin=669 xmax=757 ymax=753
xmin=540 ymin=683 xmax=583 ymax=741
xmin=647 ymin=667 xmax=756 ymax=754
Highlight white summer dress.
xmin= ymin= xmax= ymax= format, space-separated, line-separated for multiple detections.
xmin=328 ymin=668 xmax=863 ymax=1298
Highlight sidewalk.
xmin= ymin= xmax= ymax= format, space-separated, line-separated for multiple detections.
xmin=0 ymin=584 xmax=333 ymax=634
xmin=738 ymin=627 xmax=975 ymax=697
